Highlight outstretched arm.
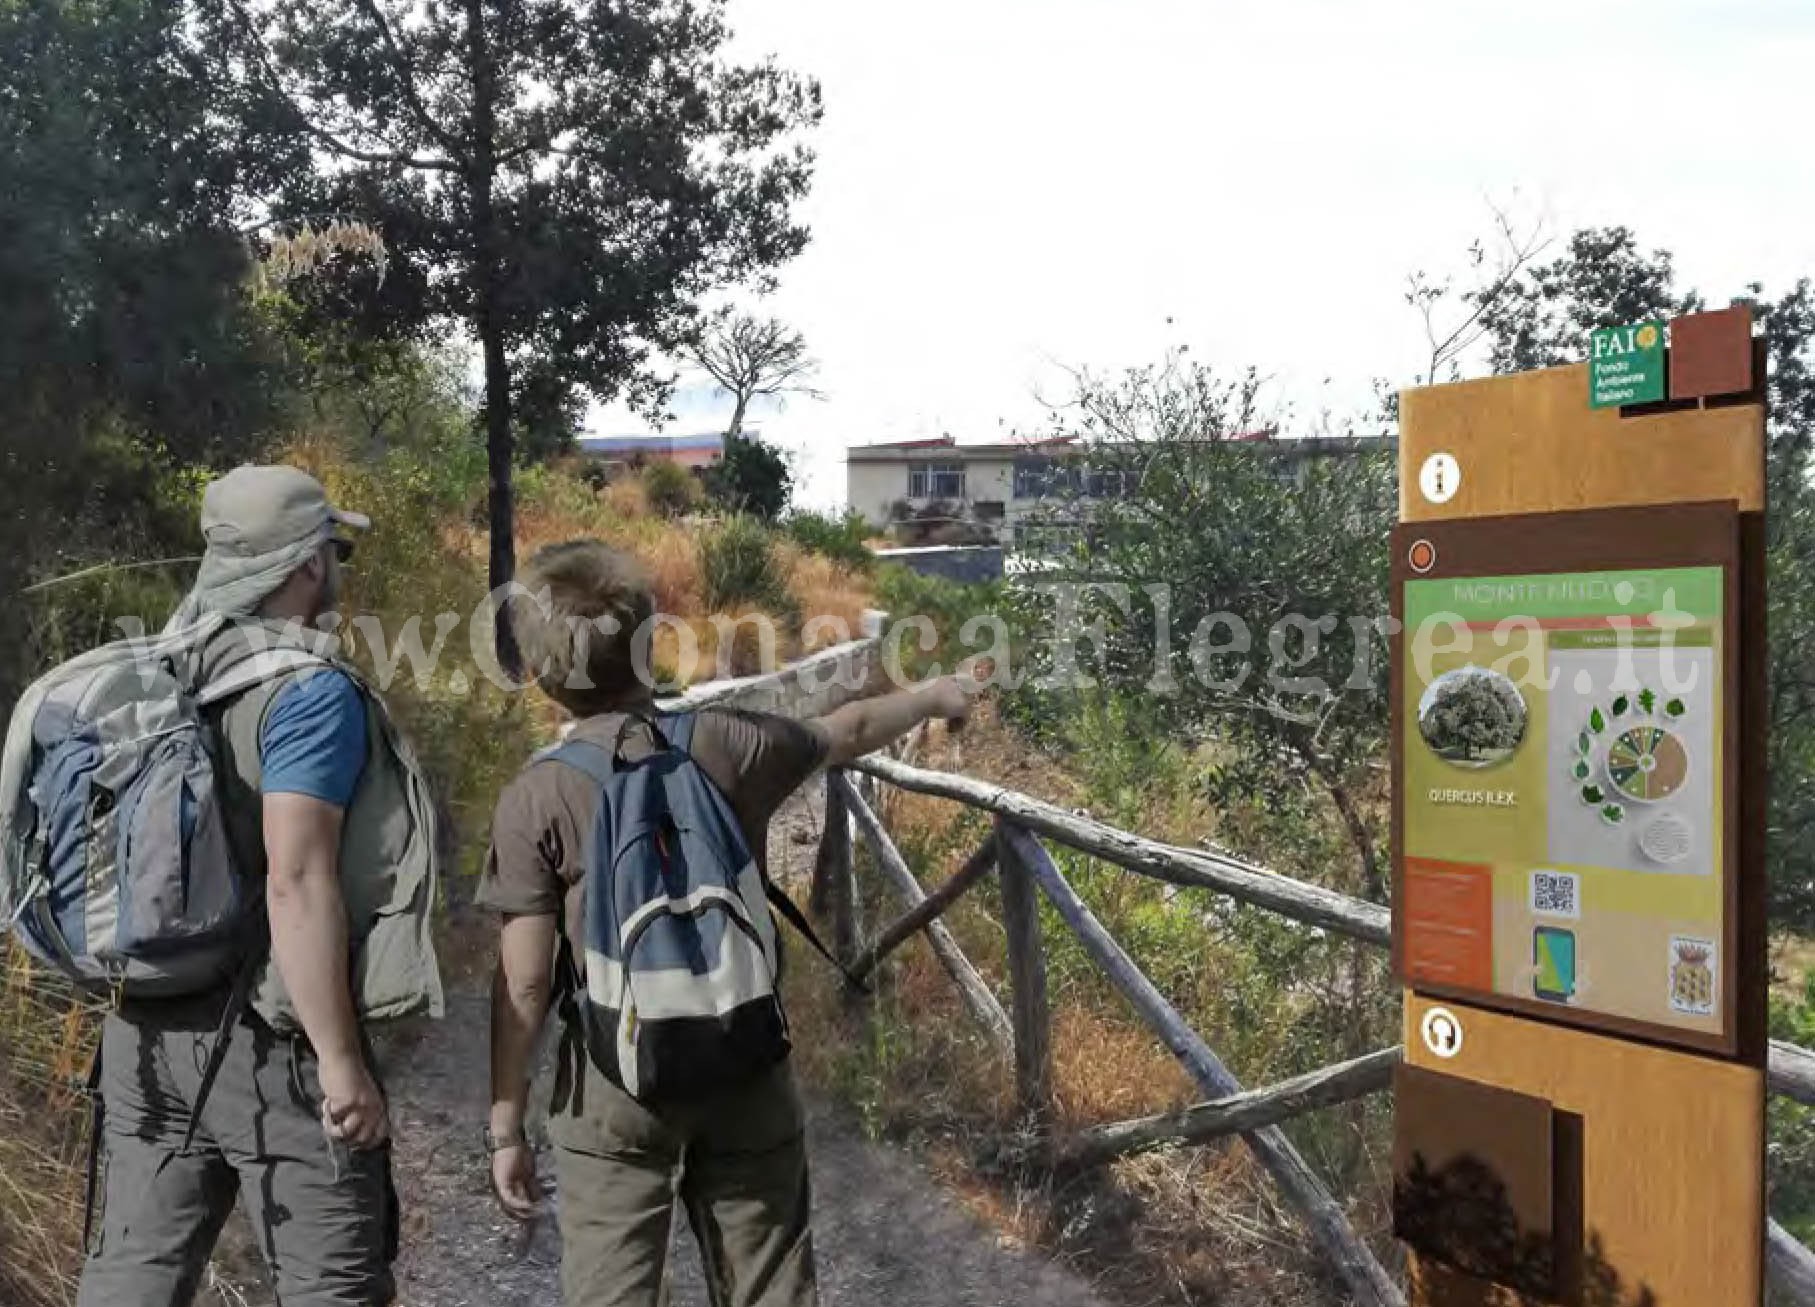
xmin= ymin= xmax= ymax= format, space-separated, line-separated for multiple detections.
xmin=813 ymin=675 xmax=976 ymax=767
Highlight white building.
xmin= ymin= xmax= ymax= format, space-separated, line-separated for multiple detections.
xmin=846 ymin=431 xmax=1393 ymax=549
xmin=844 ymin=435 xmax=1092 ymax=545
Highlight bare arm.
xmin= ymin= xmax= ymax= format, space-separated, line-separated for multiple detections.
xmin=490 ymin=911 xmax=558 ymax=1220
xmin=264 ymin=792 xmax=386 ymax=1146
xmin=490 ymin=912 xmax=557 ymax=1139
xmin=813 ymin=676 xmax=974 ymax=768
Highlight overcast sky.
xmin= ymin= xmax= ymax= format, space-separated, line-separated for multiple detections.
xmin=592 ymin=0 xmax=1815 ymax=509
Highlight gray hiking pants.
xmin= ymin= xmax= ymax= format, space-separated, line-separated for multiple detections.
xmin=77 ymin=996 xmax=397 ymax=1307
xmin=552 ymin=1055 xmax=817 ymax=1307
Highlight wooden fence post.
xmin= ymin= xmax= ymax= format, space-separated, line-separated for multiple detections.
xmin=812 ymin=770 xmax=859 ymax=963
xmin=997 ymin=818 xmax=1054 ymax=1128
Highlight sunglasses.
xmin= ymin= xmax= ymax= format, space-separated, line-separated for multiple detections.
xmin=329 ymin=537 xmax=356 ymax=564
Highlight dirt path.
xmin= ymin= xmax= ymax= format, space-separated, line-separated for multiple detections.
xmin=376 ymin=983 xmax=1113 ymax=1307
xmin=211 ymin=783 xmax=1114 ymax=1306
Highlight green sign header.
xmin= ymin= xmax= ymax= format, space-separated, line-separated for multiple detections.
xmin=1405 ymin=565 xmax=1722 ymax=627
xmin=1589 ymin=320 xmax=1666 ymax=409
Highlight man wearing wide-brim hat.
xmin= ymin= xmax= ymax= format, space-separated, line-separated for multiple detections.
xmin=80 ymin=465 xmax=443 ymax=1307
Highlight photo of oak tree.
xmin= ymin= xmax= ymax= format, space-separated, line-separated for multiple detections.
xmin=1419 ymin=666 xmax=1529 ymax=766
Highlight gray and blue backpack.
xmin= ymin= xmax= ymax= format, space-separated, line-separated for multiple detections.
xmin=548 ymin=712 xmax=848 ymax=1104
xmin=0 ymin=613 xmax=322 ymax=995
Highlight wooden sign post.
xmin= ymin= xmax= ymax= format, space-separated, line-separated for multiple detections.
xmin=1391 ymin=306 xmax=1768 ymax=1305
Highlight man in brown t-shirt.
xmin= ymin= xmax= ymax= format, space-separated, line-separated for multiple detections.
xmin=478 ymin=540 xmax=973 ymax=1307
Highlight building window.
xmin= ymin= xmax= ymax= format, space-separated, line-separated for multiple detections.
xmin=1016 ymin=456 xmax=1081 ymax=498
xmin=908 ymin=462 xmax=965 ymax=499
xmin=1013 ymin=457 xmax=1050 ymax=499
xmin=1084 ymin=466 xmax=1135 ymax=499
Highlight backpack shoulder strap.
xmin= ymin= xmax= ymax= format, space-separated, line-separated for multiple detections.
xmin=543 ymin=738 xmax=617 ymax=787
xmin=661 ymin=711 xmax=696 ymax=753
xmin=764 ymin=878 xmax=870 ymax=995
xmin=196 ymin=648 xmax=329 ymax=707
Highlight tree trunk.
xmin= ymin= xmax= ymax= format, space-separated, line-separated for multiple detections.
xmin=1299 ymin=741 xmax=1384 ymax=904
xmin=480 ymin=325 xmax=517 ymax=672
xmin=466 ymin=0 xmax=519 ymax=677
xmin=1294 ymin=739 xmax=1384 ymax=1178
xmin=726 ymin=391 xmax=749 ymax=440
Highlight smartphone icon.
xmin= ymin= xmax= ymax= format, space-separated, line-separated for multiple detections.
xmin=1534 ymin=927 xmax=1576 ymax=1002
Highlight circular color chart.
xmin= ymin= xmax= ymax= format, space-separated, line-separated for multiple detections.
xmin=1606 ymin=724 xmax=1689 ymax=803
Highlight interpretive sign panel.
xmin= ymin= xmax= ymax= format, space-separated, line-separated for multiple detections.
xmin=1392 ymin=504 xmax=1741 ymax=1053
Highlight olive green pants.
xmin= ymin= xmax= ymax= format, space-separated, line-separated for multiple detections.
xmin=551 ymin=1058 xmax=817 ymax=1307
xmin=77 ymin=999 xmax=397 ymax=1307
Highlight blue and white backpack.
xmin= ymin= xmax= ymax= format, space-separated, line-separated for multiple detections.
xmin=547 ymin=712 xmax=848 ymax=1104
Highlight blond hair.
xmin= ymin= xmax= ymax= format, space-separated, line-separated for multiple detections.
xmin=511 ymin=540 xmax=655 ymax=714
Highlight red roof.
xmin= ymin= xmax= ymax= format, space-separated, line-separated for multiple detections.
xmin=857 ymin=436 xmax=957 ymax=450
xmin=847 ymin=434 xmax=1080 ymax=456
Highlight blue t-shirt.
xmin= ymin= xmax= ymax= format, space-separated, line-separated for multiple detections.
xmin=259 ymin=670 xmax=368 ymax=808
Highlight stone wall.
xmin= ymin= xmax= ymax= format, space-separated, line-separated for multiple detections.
xmin=656 ymin=633 xmax=882 ymax=722
xmin=870 ymin=545 xmax=1005 ymax=584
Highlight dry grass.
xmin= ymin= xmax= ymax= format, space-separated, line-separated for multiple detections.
xmin=482 ymin=468 xmax=876 ymax=685
xmin=600 ymin=474 xmax=650 ymax=521
xmin=1049 ymin=1005 xmax=1195 ymax=1131
xmin=0 ymin=943 xmax=98 ymax=1307
xmin=1775 ymin=934 xmax=1815 ymax=1000
xmin=772 ymin=542 xmax=872 ymax=647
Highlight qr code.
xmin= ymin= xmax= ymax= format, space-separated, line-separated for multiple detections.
xmin=1531 ymin=870 xmax=1580 ymax=919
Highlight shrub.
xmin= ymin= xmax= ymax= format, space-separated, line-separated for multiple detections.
xmin=872 ymin=564 xmax=1014 ymax=681
xmin=702 ymin=515 xmax=796 ymax=622
xmin=703 ymin=433 xmax=792 ymax=520
xmin=781 ymin=509 xmax=873 ymax=570
xmin=641 ymin=459 xmax=700 ymax=519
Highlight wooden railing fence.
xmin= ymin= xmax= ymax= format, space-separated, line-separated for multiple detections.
xmin=808 ymin=752 xmax=1815 ymax=1307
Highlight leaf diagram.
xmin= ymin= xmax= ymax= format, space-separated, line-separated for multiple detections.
xmin=1573 ymin=687 xmax=1691 ymax=829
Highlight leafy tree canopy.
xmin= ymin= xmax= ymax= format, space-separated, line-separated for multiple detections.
xmin=205 ymin=0 xmax=824 ymax=661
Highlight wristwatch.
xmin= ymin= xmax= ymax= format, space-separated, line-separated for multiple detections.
xmin=483 ymin=1126 xmax=528 ymax=1154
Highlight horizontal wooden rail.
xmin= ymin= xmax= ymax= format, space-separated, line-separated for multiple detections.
xmin=1058 ymin=1047 xmax=1400 ymax=1171
xmin=1773 ymin=1219 xmax=1815 ymax=1303
xmin=851 ymin=753 xmax=1391 ymax=948
xmin=1774 ymin=1040 xmax=1815 ymax=1107
xmin=1066 ymin=1042 xmax=1815 ymax=1166
xmin=1000 ymin=822 xmax=1404 ymax=1307
xmin=849 ymin=835 xmax=997 ymax=984
xmin=832 ymin=771 xmax=1014 ymax=1053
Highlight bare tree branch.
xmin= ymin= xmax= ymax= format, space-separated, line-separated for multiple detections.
xmin=687 ymin=311 xmax=824 ymax=437
xmin=223 ymin=0 xmax=461 ymax=171
xmin=350 ymin=0 xmax=463 ymax=156
xmin=1413 ymin=201 xmax=1551 ymax=384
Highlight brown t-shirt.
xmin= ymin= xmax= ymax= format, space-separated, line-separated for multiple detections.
xmin=476 ymin=709 xmax=829 ymax=956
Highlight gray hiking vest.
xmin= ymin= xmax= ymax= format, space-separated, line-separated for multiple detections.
xmin=199 ymin=620 xmax=445 ymax=1031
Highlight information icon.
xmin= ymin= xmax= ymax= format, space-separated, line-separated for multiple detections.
xmin=1419 ymin=452 xmax=1461 ymax=505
